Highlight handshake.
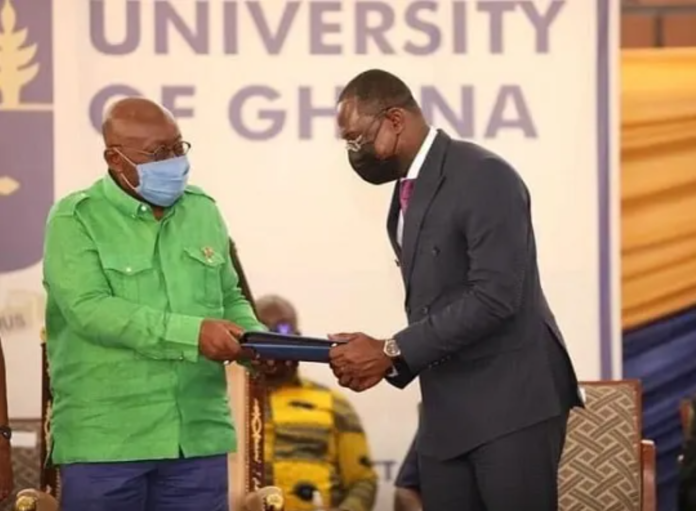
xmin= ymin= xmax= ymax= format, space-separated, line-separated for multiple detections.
xmin=197 ymin=318 xmax=252 ymax=362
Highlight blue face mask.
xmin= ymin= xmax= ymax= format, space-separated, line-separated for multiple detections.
xmin=130 ymin=156 xmax=190 ymax=207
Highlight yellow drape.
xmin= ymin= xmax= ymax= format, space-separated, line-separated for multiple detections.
xmin=622 ymin=48 xmax=696 ymax=329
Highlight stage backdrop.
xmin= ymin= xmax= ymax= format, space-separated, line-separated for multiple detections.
xmin=0 ymin=0 xmax=619 ymax=508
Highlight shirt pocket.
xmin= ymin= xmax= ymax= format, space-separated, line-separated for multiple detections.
xmin=183 ymin=246 xmax=226 ymax=308
xmin=101 ymin=255 xmax=153 ymax=301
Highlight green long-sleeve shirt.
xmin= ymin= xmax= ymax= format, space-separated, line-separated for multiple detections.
xmin=42 ymin=175 xmax=264 ymax=464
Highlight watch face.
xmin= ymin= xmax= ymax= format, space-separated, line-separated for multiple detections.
xmin=385 ymin=340 xmax=400 ymax=357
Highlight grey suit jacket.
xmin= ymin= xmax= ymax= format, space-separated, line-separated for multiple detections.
xmin=387 ymin=131 xmax=582 ymax=461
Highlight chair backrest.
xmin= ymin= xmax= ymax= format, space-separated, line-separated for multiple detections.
xmin=681 ymin=398 xmax=694 ymax=440
xmin=558 ymin=380 xmax=642 ymax=511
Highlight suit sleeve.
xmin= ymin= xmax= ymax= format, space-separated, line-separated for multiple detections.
xmin=385 ymin=359 xmax=417 ymax=389
xmin=394 ymin=157 xmax=531 ymax=374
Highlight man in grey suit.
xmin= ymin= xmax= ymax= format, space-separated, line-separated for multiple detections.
xmin=329 ymin=69 xmax=582 ymax=511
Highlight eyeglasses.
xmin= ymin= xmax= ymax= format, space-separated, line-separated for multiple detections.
xmin=117 ymin=141 xmax=192 ymax=162
xmin=345 ymin=108 xmax=391 ymax=153
xmin=271 ymin=323 xmax=295 ymax=335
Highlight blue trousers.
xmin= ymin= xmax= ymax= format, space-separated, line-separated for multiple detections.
xmin=60 ymin=455 xmax=228 ymax=511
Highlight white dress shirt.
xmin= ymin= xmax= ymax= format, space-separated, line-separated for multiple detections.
xmin=397 ymin=126 xmax=438 ymax=245
xmin=388 ymin=127 xmax=438 ymax=377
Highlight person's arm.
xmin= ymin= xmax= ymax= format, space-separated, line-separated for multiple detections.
xmin=43 ymin=213 xmax=202 ymax=361
xmin=393 ymin=426 xmax=421 ymax=511
xmin=394 ymin=488 xmax=422 ymax=511
xmin=394 ymin=157 xmax=531 ymax=375
xmin=394 ymin=432 xmax=419 ymax=491
xmin=334 ymin=394 xmax=378 ymax=511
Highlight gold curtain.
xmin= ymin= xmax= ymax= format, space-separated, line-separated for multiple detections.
xmin=622 ymin=48 xmax=696 ymax=329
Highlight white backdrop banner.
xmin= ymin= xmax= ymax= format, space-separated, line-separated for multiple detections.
xmin=0 ymin=0 xmax=619 ymax=508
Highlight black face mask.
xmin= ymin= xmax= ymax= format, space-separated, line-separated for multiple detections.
xmin=348 ymin=136 xmax=402 ymax=185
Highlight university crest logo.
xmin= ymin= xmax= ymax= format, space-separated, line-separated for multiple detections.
xmin=0 ymin=0 xmax=54 ymax=272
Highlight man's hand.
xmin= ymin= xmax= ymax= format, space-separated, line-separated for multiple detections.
xmin=0 ymin=441 xmax=13 ymax=502
xmin=198 ymin=319 xmax=245 ymax=361
xmin=328 ymin=332 xmax=392 ymax=392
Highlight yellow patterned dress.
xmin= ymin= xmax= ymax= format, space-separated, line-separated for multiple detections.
xmin=264 ymin=378 xmax=377 ymax=511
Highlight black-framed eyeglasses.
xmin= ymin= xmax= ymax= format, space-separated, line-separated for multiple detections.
xmin=117 ymin=141 xmax=192 ymax=162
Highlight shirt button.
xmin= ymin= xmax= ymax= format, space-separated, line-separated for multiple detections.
xmin=125 ymin=267 xmax=132 ymax=273
xmin=140 ymin=205 xmax=147 ymax=212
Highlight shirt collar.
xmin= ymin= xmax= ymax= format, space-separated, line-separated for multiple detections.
xmin=102 ymin=174 xmax=150 ymax=218
xmin=101 ymin=175 xmax=202 ymax=219
xmin=403 ymin=126 xmax=438 ymax=181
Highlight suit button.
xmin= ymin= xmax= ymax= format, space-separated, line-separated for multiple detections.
xmin=421 ymin=306 xmax=429 ymax=315
xmin=431 ymin=246 xmax=440 ymax=256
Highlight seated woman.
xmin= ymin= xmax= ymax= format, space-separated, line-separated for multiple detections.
xmin=255 ymin=295 xmax=378 ymax=511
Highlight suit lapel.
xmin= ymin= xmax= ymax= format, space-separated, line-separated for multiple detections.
xmin=401 ymin=131 xmax=450 ymax=295
xmin=386 ymin=182 xmax=401 ymax=258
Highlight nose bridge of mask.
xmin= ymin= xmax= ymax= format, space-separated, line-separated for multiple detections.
xmin=137 ymin=156 xmax=189 ymax=179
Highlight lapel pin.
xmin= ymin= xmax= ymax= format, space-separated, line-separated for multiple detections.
xmin=202 ymin=246 xmax=215 ymax=262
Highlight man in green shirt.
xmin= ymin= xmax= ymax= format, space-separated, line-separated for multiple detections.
xmin=42 ymin=97 xmax=264 ymax=511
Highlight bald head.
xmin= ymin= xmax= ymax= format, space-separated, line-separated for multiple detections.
xmin=255 ymin=295 xmax=299 ymax=333
xmin=102 ymin=97 xmax=176 ymax=145
xmin=102 ymin=97 xmax=185 ymax=200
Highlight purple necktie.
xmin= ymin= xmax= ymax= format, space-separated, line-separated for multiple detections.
xmin=400 ymin=179 xmax=416 ymax=213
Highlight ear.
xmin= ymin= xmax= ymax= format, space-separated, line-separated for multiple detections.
xmin=103 ymin=148 xmax=121 ymax=169
xmin=386 ymin=108 xmax=406 ymax=135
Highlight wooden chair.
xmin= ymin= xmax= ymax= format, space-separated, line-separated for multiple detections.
xmin=681 ymin=398 xmax=694 ymax=440
xmin=15 ymin=241 xmax=284 ymax=511
xmin=14 ymin=489 xmax=57 ymax=511
xmin=558 ymin=380 xmax=656 ymax=511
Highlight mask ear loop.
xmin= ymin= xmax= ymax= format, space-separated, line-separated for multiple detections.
xmin=382 ymin=109 xmax=401 ymax=161
xmin=111 ymin=148 xmax=140 ymax=192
